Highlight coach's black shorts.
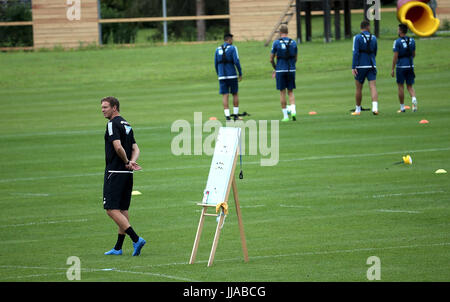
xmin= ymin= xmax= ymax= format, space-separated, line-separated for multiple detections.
xmin=103 ymin=171 xmax=133 ymax=210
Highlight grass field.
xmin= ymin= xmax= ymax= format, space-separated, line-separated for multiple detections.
xmin=0 ymin=26 xmax=449 ymax=282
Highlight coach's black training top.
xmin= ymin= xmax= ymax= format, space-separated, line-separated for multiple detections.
xmin=104 ymin=116 xmax=136 ymax=171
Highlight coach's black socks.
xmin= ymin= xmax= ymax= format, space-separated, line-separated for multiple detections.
xmin=114 ymin=234 xmax=126 ymax=250
xmin=125 ymin=226 xmax=139 ymax=243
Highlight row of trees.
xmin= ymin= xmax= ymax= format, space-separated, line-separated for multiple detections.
xmin=100 ymin=0 xmax=228 ymax=44
xmin=98 ymin=0 xmax=399 ymax=44
xmin=0 ymin=0 xmax=228 ymax=46
xmin=0 ymin=0 xmax=32 ymax=47
xmin=1 ymin=0 xmax=396 ymax=47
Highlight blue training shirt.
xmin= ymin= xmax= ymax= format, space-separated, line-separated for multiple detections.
xmin=393 ymin=36 xmax=415 ymax=68
xmin=271 ymin=37 xmax=297 ymax=72
xmin=352 ymin=31 xmax=377 ymax=69
xmin=214 ymin=42 xmax=242 ymax=80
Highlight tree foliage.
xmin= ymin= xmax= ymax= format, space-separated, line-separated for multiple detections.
xmin=100 ymin=0 xmax=228 ymax=43
xmin=0 ymin=0 xmax=33 ymax=47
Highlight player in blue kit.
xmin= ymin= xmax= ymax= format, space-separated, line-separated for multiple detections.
xmin=351 ymin=20 xmax=379 ymax=116
xmin=391 ymin=24 xmax=417 ymax=113
xmin=270 ymin=25 xmax=298 ymax=122
xmin=215 ymin=33 xmax=243 ymax=121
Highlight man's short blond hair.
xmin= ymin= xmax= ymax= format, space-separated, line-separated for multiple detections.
xmin=279 ymin=25 xmax=288 ymax=34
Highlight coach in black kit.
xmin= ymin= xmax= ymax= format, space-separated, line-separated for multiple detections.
xmin=101 ymin=96 xmax=146 ymax=256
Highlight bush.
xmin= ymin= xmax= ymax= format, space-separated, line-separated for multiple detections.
xmin=381 ymin=0 xmax=396 ymax=5
xmin=441 ymin=19 xmax=450 ymax=31
xmin=100 ymin=4 xmax=139 ymax=44
xmin=0 ymin=1 xmax=33 ymax=47
xmin=100 ymin=0 xmax=229 ymax=43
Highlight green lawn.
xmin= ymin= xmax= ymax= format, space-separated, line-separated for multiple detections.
xmin=0 ymin=28 xmax=449 ymax=282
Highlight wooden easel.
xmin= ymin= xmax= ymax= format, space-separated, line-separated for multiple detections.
xmin=189 ymin=149 xmax=249 ymax=267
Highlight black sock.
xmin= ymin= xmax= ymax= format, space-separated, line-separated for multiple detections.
xmin=125 ymin=226 xmax=139 ymax=243
xmin=114 ymin=234 xmax=126 ymax=250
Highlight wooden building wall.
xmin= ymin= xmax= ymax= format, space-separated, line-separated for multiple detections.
xmin=32 ymin=0 xmax=99 ymax=49
xmin=229 ymin=0 xmax=297 ymax=42
xmin=437 ymin=0 xmax=450 ymax=21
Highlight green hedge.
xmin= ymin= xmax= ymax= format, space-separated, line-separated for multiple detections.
xmin=100 ymin=4 xmax=139 ymax=44
xmin=0 ymin=1 xmax=33 ymax=47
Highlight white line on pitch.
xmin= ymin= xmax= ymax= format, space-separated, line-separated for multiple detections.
xmin=280 ymin=204 xmax=311 ymax=209
xmin=0 ymin=265 xmax=199 ymax=282
xmin=194 ymin=204 xmax=264 ymax=213
xmin=9 ymin=193 xmax=50 ymax=197
xmin=0 ymin=173 xmax=102 ymax=183
xmin=375 ymin=209 xmax=421 ymax=214
xmin=240 ymin=205 xmax=265 ymax=208
xmin=0 ymin=218 xmax=88 ymax=228
xmin=0 ymin=265 xmax=63 ymax=270
xmin=243 ymin=242 xmax=450 ymax=261
xmin=111 ymin=269 xmax=200 ymax=282
xmin=372 ymin=190 xmax=445 ymax=198
xmin=2 ymin=147 xmax=450 ymax=183
xmin=0 ymin=126 xmax=166 ymax=139
xmin=3 ymin=242 xmax=448 ymax=279
xmin=273 ymin=147 xmax=450 ymax=163
xmin=130 ymin=242 xmax=450 ymax=270
xmin=0 ymin=272 xmax=67 ymax=280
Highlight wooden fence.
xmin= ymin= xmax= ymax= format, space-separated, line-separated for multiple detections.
xmin=1 ymin=0 xmax=448 ymax=50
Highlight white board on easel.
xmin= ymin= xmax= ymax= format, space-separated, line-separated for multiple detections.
xmin=202 ymin=127 xmax=241 ymax=206
xmin=190 ymin=126 xmax=248 ymax=267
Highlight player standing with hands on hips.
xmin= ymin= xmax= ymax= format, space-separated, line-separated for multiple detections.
xmin=101 ymin=96 xmax=146 ymax=256
xmin=270 ymin=25 xmax=298 ymax=122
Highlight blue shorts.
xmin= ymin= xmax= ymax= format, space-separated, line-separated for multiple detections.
xmin=354 ymin=68 xmax=377 ymax=83
xmin=396 ymin=67 xmax=415 ymax=85
xmin=276 ymin=72 xmax=296 ymax=90
xmin=219 ymin=78 xmax=238 ymax=95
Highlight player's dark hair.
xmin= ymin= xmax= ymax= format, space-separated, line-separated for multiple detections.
xmin=101 ymin=96 xmax=120 ymax=112
xmin=279 ymin=25 xmax=288 ymax=34
xmin=399 ymin=23 xmax=408 ymax=34
xmin=224 ymin=33 xmax=233 ymax=41
xmin=360 ymin=20 xmax=370 ymax=30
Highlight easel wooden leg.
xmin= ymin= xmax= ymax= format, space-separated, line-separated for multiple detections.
xmin=208 ymin=213 xmax=225 ymax=267
xmin=189 ymin=207 xmax=207 ymax=264
xmin=232 ymin=177 xmax=249 ymax=262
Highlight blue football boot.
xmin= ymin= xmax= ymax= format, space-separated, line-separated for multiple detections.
xmin=132 ymin=237 xmax=146 ymax=256
xmin=104 ymin=248 xmax=122 ymax=255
